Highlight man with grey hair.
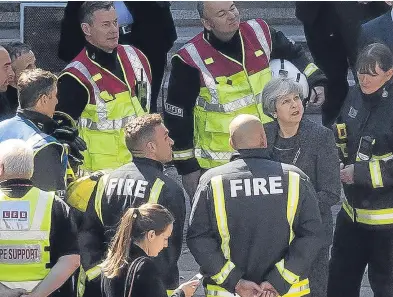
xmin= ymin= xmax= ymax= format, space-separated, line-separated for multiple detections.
xmin=0 ymin=139 xmax=80 ymax=297
xmin=0 ymin=46 xmax=15 ymax=121
xmin=164 ymin=1 xmax=328 ymax=198
xmin=3 ymin=42 xmax=36 ymax=115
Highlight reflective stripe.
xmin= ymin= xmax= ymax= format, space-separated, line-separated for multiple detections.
xmin=246 ymin=19 xmax=271 ymax=60
xmin=195 ymin=94 xmax=255 ymax=113
xmin=206 ymin=284 xmax=240 ymax=297
xmin=95 ymin=174 xmax=110 ymax=224
xmin=26 ymin=132 xmax=48 ymax=147
xmin=148 ymin=178 xmax=164 ymax=204
xmin=79 ymin=116 xmax=135 ymax=131
xmin=343 ymin=199 xmax=393 ymax=225
xmin=369 ymin=160 xmax=383 ymax=188
xmin=284 ymin=279 xmax=310 ymax=297
xmin=173 ymin=149 xmax=194 ymax=161
xmin=85 ymin=265 xmax=102 ymax=281
xmin=211 ymin=260 xmax=235 ymax=285
xmin=195 ymin=149 xmax=233 ymax=162
xmin=166 ymin=290 xmax=174 ymax=296
xmin=77 ymin=266 xmax=86 ymax=297
xmin=1 ymin=280 xmax=40 ymax=291
xmin=65 ymin=61 xmax=110 ymax=129
xmin=0 ymin=231 xmax=48 ymax=241
xmin=303 ymin=63 xmax=318 ymax=77
xmin=183 ymin=43 xmax=219 ymax=104
xmin=372 ymin=153 xmax=393 ymax=161
xmin=287 ymin=171 xmax=300 ymax=244
xmin=211 ymin=175 xmax=231 ymax=259
xmin=122 ymin=45 xmax=152 ymax=109
xmin=31 ymin=191 xmax=54 ymax=229
xmin=275 ymin=259 xmax=300 ymax=285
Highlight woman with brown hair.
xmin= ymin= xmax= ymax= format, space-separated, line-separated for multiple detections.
xmin=101 ymin=204 xmax=198 ymax=297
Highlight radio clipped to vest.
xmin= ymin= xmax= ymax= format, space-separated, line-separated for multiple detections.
xmin=334 ymin=123 xmax=348 ymax=163
xmin=356 ymin=136 xmax=375 ymax=161
xmin=136 ymin=68 xmax=148 ymax=111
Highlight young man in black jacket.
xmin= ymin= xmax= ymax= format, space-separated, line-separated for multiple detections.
xmin=79 ymin=114 xmax=186 ymax=297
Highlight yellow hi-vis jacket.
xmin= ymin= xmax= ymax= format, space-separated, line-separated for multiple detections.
xmin=0 ymin=187 xmax=55 ymax=292
xmin=60 ymin=44 xmax=151 ymax=173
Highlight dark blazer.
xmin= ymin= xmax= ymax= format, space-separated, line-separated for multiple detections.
xmin=358 ymin=11 xmax=393 ymax=52
xmin=102 ymin=244 xmax=184 ymax=297
xmin=264 ymin=118 xmax=341 ymax=238
xmin=58 ymin=1 xmax=177 ymax=63
xmin=296 ymin=2 xmax=389 ymax=27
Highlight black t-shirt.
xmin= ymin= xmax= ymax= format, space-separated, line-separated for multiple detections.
xmin=272 ymin=134 xmax=301 ymax=166
xmin=0 ymin=179 xmax=79 ymax=265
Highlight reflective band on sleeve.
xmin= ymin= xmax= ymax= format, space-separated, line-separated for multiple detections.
xmin=343 ymin=199 xmax=393 ymax=225
xmin=195 ymin=94 xmax=255 ymax=113
xmin=210 ymin=175 xmax=235 ymax=285
xmin=211 ymin=175 xmax=231 ymax=259
xmin=287 ymin=171 xmax=300 ymax=244
xmin=148 ymin=178 xmax=165 ymax=204
xmin=211 ymin=260 xmax=236 ymax=285
xmin=275 ymin=259 xmax=300 ymax=285
xmin=283 ymin=279 xmax=310 ymax=297
xmin=369 ymin=160 xmax=384 ymax=188
xmin=303 ymin=63 xmax=319 ymax=77
xmin=94 ymin=174 xmax=110 ymax=224
xmin=246 ymin=19 xmax=271 ymax=60
xmin=206 ymin=284 xmax=241 ymax=297
xmin=85 ymin=265 xmax=102 ymax=281
xmin=173 ymin=149 xmax=194 ymax=161
xmin=184 ymin=43 xmax=219 ymax=104
xmin=166 ymin=290 xmax=174 ymax=296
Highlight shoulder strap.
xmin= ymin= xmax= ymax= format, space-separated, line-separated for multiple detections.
xmin=124 ymin=256 xmax=148 ymax=297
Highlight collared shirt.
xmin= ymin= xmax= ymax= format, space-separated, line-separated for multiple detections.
xmin=114 ymin=1 xmax=133 ymax=26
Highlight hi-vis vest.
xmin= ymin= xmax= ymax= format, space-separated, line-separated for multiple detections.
xmin=175 ymin=19 xmax=274 ymax=169
xmin=61 ymin=45 xmax=152 ymax=172
xmin=0 ymin=187 xmax=55 ymax=292
xmin=205 ymin=172 xmax=310 ymax=297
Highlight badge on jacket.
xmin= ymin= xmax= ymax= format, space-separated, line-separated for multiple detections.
xmin=348 ymin=106 xmax=358 ymax=119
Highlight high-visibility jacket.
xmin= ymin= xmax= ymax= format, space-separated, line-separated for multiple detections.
xmin=78 ymin=158 xmax=186 ymax=296
xmin=0 ymin=114 xmax=67 ymax=187
xmin=61 ymin=44 xmax=152 ymax=172
xmin=336 ymin=85 xmax=393 ymax=227
xmin=0 ymin=187 xmax=55 ymax=292
xmin=187 ymin=149 xmax=325 ymax=297
xmin=175 ymin=19 xmax=276 ymax=169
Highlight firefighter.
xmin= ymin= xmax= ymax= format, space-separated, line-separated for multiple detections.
xmin=79 ymin=114 xmax=186 ymax=297
xmin=328 ymin=43 xmax=393 ymax=297
xmin=164 ymin=1 xmax=328 ymax=198
xmin=188 ymin=114 xmax=325 ymax=297
xmin=57 ymin=1 xmax=152 ymax=174
xmin=0 ymin=139 xmax=79 ymax=297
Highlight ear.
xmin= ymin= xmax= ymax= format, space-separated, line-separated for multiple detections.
xmin=229 ymin=137 xmax=235 ymax=150
xmin=146 ymin=230 xmax=156 ymax=242
xmin=201 ymin=18 xmax=212 ymax=31
xmin=0 ymin=164 xmax=4 ymax=178
xmin=386 ymin=68 xmax=393 ymax=80
xmin=146 ymin=141 xmax=156 ymax=153
xmin=81 ymin=23 xmax=91 ymax=36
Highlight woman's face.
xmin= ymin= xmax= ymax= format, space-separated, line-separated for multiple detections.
xmin=146 ymin=223 xmax=173 ymax=257
xmin=274 ymin=93 xmax=304 ymax=125
xmin=358 ymin=64 xmax=393 ymax=95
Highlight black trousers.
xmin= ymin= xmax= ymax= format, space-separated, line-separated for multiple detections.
xmin=302 ymin=5 xmax=359 ymax=127
xmin=327 ymin=209 xmax=393 ymax=297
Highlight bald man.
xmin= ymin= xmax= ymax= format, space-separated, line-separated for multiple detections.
xmin=187 ymin=114 xmax=325 ymax=297
xmin=0 ymin=47 xmax=15 ymax=121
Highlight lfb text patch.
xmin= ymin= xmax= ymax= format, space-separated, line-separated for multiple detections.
xmin=0 ymin=200 xmax=30 ymax=230
xmin=0 ymin=244 xmax=41 ymax=264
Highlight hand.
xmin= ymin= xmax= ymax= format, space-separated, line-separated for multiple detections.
xmin=340 ymin=163 xmax=345 ymax=170
xmin=260 ymin=282 xmax=279 ymax=297
xmin=182 ymin=170 xmax=201 ymax=199
xmin=52 ymin=127 xmax=87 ymax=161
xmin=340 ymin=164 xmax=354 ymax=184
xmin=178 ymin=280 xmax=199 ymax=297
xmin=235 ymin=279 xmax=264 ymax=297
xmin=308 ymin=86 xmax=325 ymax=107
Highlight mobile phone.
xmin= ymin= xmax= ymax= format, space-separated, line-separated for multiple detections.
xmin=189 ymin=273 xmax=203 ymax=282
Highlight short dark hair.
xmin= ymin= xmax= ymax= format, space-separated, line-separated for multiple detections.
xmin=124 ymin=114 xmax=163 ymax=152
xmin=4 ymin=42 xmax=32 ymax=62
xmin=17 ymin=68 xmax=57 ymax=109
xmin=357 ymin=43 xmax=393 ymax=75
xmin=79 ymin=1 xmax=114 ymax=24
